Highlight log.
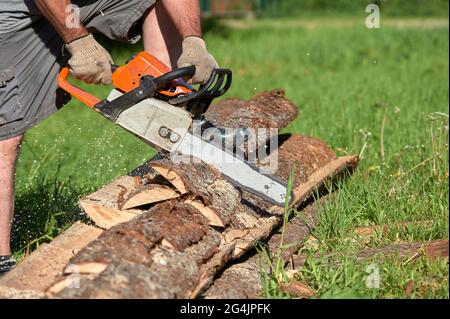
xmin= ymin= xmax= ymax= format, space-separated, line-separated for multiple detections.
xmin=0 ymin=286 xmax=44 ymax=299
xmin=149 ymin=160 xmax=242 ymax=228
xmin=302 ymin=219 xmax=435 ymax=249
xmin=0 ymin=222 xmax=102 ymax=294
xmin=31 ymin=90 xmax=360 ymax=299
xmin=205 ymin=89 xmax=298 ymax=130
xmin=203 ymin=194 xmax=332 ymax=299
xmin=46 ymin=139 xmax=356 ymax=299
xmin=205 ymin=89 xmax=299 ymax=157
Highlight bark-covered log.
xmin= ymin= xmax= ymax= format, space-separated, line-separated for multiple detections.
xmin=203 ymin=195 xmax=332 ymax=299
xmin=205 ymin=89 xmax=299 ymax=157
xmin=149 ymin=160 xmax=242 ymax=227
xmin=39 ymin=90 xmax=359 ymax=299
xmin=0 ymin=222 xmax=102 ymax=294
xmin=46 ymin=137 xmax=354 ymax=298
xmin=205 ymin=89 xmax=298 ymax=129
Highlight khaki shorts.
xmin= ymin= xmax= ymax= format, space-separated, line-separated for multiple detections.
xmin=0 ymin=0 xmax=156 ymax=140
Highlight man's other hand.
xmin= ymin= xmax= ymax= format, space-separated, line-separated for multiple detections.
xmin=65 ymin=35 xmax=114 ymax=85
xmin=177 ymin=36 xmax=219 ymax=85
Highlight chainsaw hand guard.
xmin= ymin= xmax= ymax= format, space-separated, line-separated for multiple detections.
xmin=169 ymin=68 xmax=232 ymax=118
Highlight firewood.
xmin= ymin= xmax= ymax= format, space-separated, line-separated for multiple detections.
xmin=150 ymin=160 xmax=242 ymax=227
xmin=49 ymin=135 xmax=356 ymax=299
xmin=121 ymin=184 xmax=180 ymax=209
xmin=184 ymin=198 xmax=225 ymax=227
xmin=79 ymin=176 xmax=143 ymax=229
xmin=0 ymin=222 xmax=102 ymax=294
xmin=203 ymin=194 xmax=332 ymax=299
xmin=150 ymin=165 xmax=188 ymax=194
xmin=64 ymin=262 xmax=108 ymax=275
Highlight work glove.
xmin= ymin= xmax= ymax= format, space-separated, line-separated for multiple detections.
xmin=177 ymin=36 xmax=219 ymax=85
xmin=65 ymin=34 xmax=114 ymax=85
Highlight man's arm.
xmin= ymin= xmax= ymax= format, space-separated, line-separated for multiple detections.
xmin=156 ymin=0 xmax=202 ymax=38
xmin=35 ymin=0 xmax=88 ymax=43
xmin=35 ymin=0 xmax=113 ymax=84
xmin=144 ymin=0 xmax=218 ymax=85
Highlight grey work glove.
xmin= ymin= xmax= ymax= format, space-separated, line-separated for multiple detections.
xmin=177 ymin=36 xmax=219 ymax=85
xmin=65 ymin=34 xmax=114 ymax=85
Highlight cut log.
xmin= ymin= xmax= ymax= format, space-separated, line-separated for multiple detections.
xmin=203 ymin=194 xmax=332 ymax=299
xmin=0 ymin=222 xmax=102 ymax=294
xmin=205 ymin=90 xmax=299 ymax=156
xmin=16 ymin=90 xmax=361 ymax=299
xmin=149 ymin=160 xmax=242 ymax=227
xmin=79 ymin=176 xmax=143 ymax=229
xmin=121 ymin=184 xmax=180 ymax=209
xmin=47 ymin=134 xmax=356 ymax=299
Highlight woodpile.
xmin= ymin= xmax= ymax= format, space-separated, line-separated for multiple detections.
xmin=0 ymin=89 xmax=361 ymax=299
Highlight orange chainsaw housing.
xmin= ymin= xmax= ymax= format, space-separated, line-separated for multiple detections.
xmin=58 ymin=52 xmax=192 ymax=108
xmin=112 ymin=52 xmax=191 ymax=96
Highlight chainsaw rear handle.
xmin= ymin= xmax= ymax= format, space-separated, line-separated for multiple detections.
xmin=58 ymin=67 xmax=101 ymax=108
xmin=58 ymin=65 xmax=196 ymax=108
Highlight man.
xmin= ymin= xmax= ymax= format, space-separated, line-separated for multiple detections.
xmin=0 ymin=0 xmax=218 ymax=273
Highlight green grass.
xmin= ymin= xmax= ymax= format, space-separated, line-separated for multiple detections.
xmin=258 ymin=0 xmax=449 ymax=18
xmin=12 ymin=17 xmax=448 ymax=298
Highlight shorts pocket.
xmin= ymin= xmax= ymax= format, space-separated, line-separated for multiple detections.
xmin=0 ymin=66 xmax=22 ymax=126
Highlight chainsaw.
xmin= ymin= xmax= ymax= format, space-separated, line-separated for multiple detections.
xmin=58 ymin=52 xmax=291 ymax=206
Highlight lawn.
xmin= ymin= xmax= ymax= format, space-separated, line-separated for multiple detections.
xmin=12 ymin=17 xmax=448 ymax=298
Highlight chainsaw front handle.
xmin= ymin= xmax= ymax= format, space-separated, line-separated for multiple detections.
xmin=58 ymin=67 xmax=101 ymax=108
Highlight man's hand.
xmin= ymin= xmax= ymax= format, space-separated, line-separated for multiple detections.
xmin=35 ymin=0 xmax=114 ymax=84
xmin=177 ymin=36 xmax=219 ymax=85
xmin=146 ymin=0 xmax=218 ymax=85
xmin=65 ymin=35 xmax=114 ymax=85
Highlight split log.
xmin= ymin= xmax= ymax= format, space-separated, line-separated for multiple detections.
xmin=121 ymin=184 xmax=180 ymax=209
xmin=203 ymin=194 xmax=332 ymax=299
xmin=0 ymin=286 xmax=44 ymax=299
xmin=79 ymin=176 xmax=144 ymax=229
xmin=0 ymin=222 xmax=102 ymax=294
xmin=46 ymin=138 xmax=356 ymax=299
xmin=149 ymin=159 xmax=242 ymax=227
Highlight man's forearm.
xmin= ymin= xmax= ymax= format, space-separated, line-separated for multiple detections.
xmin=158 ymin=0 xmax=202 ymax=38
xmin=35 ymin=0 xmax=89 ymax=43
